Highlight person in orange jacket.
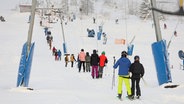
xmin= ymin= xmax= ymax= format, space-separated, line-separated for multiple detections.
xmin=99 ymin=51 xmax=108 ymax=78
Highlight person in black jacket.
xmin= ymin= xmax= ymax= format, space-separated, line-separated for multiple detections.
xmin=90 ymin=50 xmax=99 ymax=79
xmin=129 ymin=55 xmax=144 ymax=99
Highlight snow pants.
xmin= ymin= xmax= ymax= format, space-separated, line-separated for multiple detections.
xmin=118 ymin=75 xmax=132 ymax=96
xmin=86 ymin=62 xmax=90 ymax=72
xmin=79 ymin=61 xmax=85 ymax=72
xmin=91 ymin=66 xmax=98 ymax=78
xmin=131 ymin=78 xmax=141 ymax=96
xmin=98 ymin=66 xmax=104 ymax=78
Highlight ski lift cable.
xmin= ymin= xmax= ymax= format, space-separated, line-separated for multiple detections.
xmin=151 ymin=0 xmax=184 ymax=16
xmin=167 ymin=16 xmax=181 ymax=49
xmin=124 ymin=0 xmax=128 ymax=45
xmin=124 ymin=0 xmax=136 ymax=46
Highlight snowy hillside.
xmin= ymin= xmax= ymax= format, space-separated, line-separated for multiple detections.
xmin=1 ymin=0 xmax=184 ymax=104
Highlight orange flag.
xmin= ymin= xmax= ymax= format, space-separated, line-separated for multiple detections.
xmin=115 ymin=39 xmax=125 ymax=44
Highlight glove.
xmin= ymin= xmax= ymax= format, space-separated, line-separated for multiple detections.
xmin=129 ymin=72 xmax=132 ymax=77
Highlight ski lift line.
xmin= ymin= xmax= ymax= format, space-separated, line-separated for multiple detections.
xmin=174 ymin=17 xmax=181 ymax=31
xmin=151 ymin=0 xmax=184 ymax=16
xmin=124 ymin=0 xmax=128 ymax=45
xmin=167 ymin=18 xmax=181 ymax=49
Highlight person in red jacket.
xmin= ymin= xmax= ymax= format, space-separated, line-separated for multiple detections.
xmin=99 ymin=51 xmax=108 ymax=78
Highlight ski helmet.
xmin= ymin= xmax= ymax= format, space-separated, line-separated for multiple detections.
xmin=121 ymin=51 xmax=127 ymax=57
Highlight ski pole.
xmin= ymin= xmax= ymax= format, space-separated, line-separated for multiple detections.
xmin=141 ymin=77 xmax=147 ymax=86
xmin=112 ymin=56 xmax=116 ymax=89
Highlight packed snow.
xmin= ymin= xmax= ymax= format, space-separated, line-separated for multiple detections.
xmin=1 ymin=1 xmax=184 ymax=104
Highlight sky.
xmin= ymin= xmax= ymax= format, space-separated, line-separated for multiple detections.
xmin=0 ymin=0 xmax=20 ymax=11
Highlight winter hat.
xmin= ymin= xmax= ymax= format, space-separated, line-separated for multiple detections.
xmin=86 ymin=52 xmax=89 ymax=56
xmin=81 ymin=49 xmax=84 ymax=51
xmin=102 ymin=51 xmax=105 ymax=55
xmin=93 ymin=50 xmax=96 ymax=54
xmin=134 ymin=55 xmax=140 ymax=60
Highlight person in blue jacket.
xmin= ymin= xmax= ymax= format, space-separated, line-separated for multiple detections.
xmin=113 ymin=51 xmax=133 ymax=100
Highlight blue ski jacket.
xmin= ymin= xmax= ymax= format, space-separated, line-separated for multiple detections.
xmin=113 ymin=57 xmax=131 ymax=76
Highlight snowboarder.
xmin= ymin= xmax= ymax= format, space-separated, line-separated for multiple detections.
xmin=113 ymin=51 xmax=133 ymax=100
xmin=78 ymin=49 xmax=86 ymax=72
xmin=70 ymin=54 xmax=76 ymax=67
xmin=90 ymin=50 xmax=99 ymax=79
xmin=85 ymin=52 xmax=91 ymax=72
xmin=98 ymin=51 xmax=108 ymax=78
xmin=129 ymin=55 xmax=145 ymax=99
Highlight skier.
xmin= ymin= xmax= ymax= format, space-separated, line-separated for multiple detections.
xmin=129 ymin=55 xmax=145 ymax=99
xmin=78 ymin=49 xmax=86 ymax=72
xmin=77 ymin=54 xmax=80 ymax=69
xmin=93 ymin=17 xmax=96 ymax=24
xmin=90 ymin=50 xmax=99 ymax=79
xmin=85 ymin=52 xmax=91 ymax=72
xmin=54 ymin=49 xmax=58 ymax=60
xmin=46 ymin=35 xmax=50 ymax=44
xmin=70 ymin=54 xmax=76 ymax=67
xmin=102 ymin=32 xmax=107 ymax=45
xmin=44 ymin=27 xmax=48 ymax=36
xmin=40 ymin=20 xmax=42 ymax=26
xmin=174 ymin=30 xmax=177 ymax=37
xmin=98 ymin=51 xmax=108 ymax=78
xmin=57 ymin=50 xmax=62 ymax=61
xmin=49 ymin=35 xmax=53 ymax=50
xmin=115 ymin=19 xmax=118 ymax=24
xmin=164 ymin=23 xmax=167 ymax=29
xmin=52 ymin=47 xmax=57 ymax=56
xmin=113 ymin=51 xmax=133 ymax=100
xmin=65 ymin=54 xmax=69 ymax=67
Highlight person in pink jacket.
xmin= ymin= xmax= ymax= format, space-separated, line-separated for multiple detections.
xmin=78 ymin=49 xmax=86 ymax=72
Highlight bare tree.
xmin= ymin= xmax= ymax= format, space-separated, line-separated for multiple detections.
xmin=80 ymin=0 xmax=94 ymax=16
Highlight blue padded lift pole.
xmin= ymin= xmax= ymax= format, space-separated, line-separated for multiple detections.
xmin=17 ymin=42 xmax=35 ymax=87
xmin=152 ymin=40 xmax=172 ymax=85
xmin=151 ymin=0 xmax=172 ymax=85
xmin=17 ymin=0 xmax=36 ymax=87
